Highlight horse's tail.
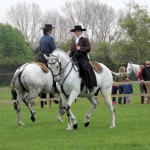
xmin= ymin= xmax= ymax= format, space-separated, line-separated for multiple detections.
xmin=10 ymin=63 xmax=28 ymax=89
xmin=10 ymin=63 xmax=28 ymax=110
xmin=111 ymin=71 xmax=121 ymax=76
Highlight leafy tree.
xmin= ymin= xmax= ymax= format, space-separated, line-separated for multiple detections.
xmin=0 ymin=23 xmax=32 ymax=65
xmin=90 ymin=42 xmax=116 ymax=70
xmin=118 ymin=2 xmax=150 ymax=64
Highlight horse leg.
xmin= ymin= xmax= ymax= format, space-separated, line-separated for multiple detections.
xmin=65 ymin=108 xmax=74 ymax=131
xmin=16 ymin=90 xmax=25 ymax=126
xmin=84 ymin=96 xmax=98 ymax=127
xmin=57 ymin=97 xmax=65 ymax=122
xmin=59 ymin=92 xmax=77 ymax=131
xmin=23 ymin=92 xmax=38 ymax=122
xmin=101 ymin=88 xmax=115 ymax=128
xmin=66 ymin=90 xmax=79 ymax=129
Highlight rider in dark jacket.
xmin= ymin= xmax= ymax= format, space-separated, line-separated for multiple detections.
xmin=68 ymin=25 xmax=97 ymax=93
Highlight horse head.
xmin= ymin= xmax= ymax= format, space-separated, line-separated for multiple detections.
xmin=126 ymin=62 xmax=140 ymax=78
xmin=126 ymin=62 xmax=133 ymax=76
xmin=44 ymin=54 xmax=61 ymax=82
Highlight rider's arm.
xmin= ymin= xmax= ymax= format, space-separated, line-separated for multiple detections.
xmin=48 ymin=36 xmax=57 ymax=51
xmin=79 ymin=38 xmax=90 ymax=53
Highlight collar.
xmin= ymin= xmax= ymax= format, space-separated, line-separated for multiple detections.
xmin=76 ymin=35 xmax=83 ymax=39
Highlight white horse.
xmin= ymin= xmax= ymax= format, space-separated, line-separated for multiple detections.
xmin=44 ymin=49 xmax=115 ymax=131
xmin=126 ymin=62 xmax=140 ymax=78
xmin=11 ymin=63 xmax=63 ymax=125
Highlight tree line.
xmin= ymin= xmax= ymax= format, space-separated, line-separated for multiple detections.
xmin=0 ymin=0 xmax=150 ymax=71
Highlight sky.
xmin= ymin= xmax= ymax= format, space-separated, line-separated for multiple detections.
xmin=0 ymin=0 xmax=150 ymax=22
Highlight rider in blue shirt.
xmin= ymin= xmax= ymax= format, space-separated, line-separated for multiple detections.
xmin=37 ymin=24 xmax=57 ymax=63
xmin=37 ymin=24 xmax=58 ymax=107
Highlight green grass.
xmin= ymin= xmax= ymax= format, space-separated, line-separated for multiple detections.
xmin=0 ymin=85 xmax=150 ymax=150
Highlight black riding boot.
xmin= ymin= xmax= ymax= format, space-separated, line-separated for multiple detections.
xmin=39 ymin=93 xmax=47 ymax=108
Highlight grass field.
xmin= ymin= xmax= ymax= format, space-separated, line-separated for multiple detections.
xmin=0 ymin=85 xmax=150 ymax=150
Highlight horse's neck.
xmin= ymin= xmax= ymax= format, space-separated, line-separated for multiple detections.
xmin=132 ymin=64 xmax=140 ymax=76
xmin=59 ymin=54 xmax=71 ymax=68
xmin=58 ymin=53 xmax=75 ymax=78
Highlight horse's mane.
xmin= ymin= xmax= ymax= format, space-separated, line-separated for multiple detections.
xmin=128 ymin=62 xmax=140 ymax=67
xmin=53 ymin=48 xmax=69 ymax=58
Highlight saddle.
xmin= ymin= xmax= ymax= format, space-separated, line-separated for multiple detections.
xmin=35 ymin=62 xmax=49 ymax=73
xmin=89 ymin=61 xmax=103 ymax=73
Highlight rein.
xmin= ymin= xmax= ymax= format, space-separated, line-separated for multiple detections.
xmin=48 ymin=59 xmax=62 ymax=78
xmin=48 ymin=58 xmax=74 ymax=98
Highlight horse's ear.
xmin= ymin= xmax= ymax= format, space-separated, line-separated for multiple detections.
xmin=44 ymin=54 xmax=49 ymax=61
xmin=50 ymin=54 xmax=59 ymax=59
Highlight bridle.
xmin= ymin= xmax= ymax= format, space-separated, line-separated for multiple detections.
xmin=48 ymin=58 xmax=73 ymax=84
xmin=47 ymin=59 xmax=62 ymax=80
xmin=47 ymin=57 xmax=74 ymax=98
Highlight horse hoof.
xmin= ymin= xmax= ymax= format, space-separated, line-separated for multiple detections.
xmin=31 ymin=115 xmax=36 ymax=122
xmin=84 ymin=122 xmax=89 ymax=127
xmin=109 ymin=125 xmax=115 ymax=128
xmin=57 ymin=117 xmax=63 ymax=122
xmin=73 ymin=123 xmax=78 ymax=129
xmin=66 ymin=127 xmax=72 ymax=131
xmin=18 ymin=123 xmax=25 ymax=126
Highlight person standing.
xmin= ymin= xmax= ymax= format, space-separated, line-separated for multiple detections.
xmin=111 ymin=83 xmax=118 ymax=105
xmin=68 ymin=25 xmax=97 ymax=93
xmin=141 ymin=61 xmax=150 ymax=104
xmin=137 ymin=65 xmax=147 ymax=104
xmin=122 ymin=78 xmax=133 ymax=104
xmin=37 ymin=24 xmax=58 ymax=108
xmin=115 ymin=66 xmax=128 ymax=104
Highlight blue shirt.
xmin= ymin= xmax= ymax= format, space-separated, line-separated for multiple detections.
xmin=39 ymin=34 xmax=57 ymax=56
xmin=122 ymin=84 xmax=133 ymax=94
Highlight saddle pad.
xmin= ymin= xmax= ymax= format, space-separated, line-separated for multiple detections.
xmin=89 ymin=61 xmax=103 ymax=73
xmin=35 ymin=62 xmax=49 ymax=73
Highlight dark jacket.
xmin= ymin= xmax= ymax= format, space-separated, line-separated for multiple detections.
xmin=142 ymin=67 xmax=150 ymax=81
xmin=112 ymin=84 xmax=118 ymax=94
xmin=70 ymin=37 xmax=97 ymax=88
xmin=70 ymin=37 xmax=90 ymax=58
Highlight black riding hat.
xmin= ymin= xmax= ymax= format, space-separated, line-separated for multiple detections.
xmin=41 ymin=24 xmax=56 ymax=30
xmin=70 ymin=25 xmax=86 ymax=32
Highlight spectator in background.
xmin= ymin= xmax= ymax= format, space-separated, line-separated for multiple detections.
xmin=111 ymin=83 xmax=118 ymax=105
xmin=141 ymin=61 xmax=150 ymax=104
xmin=122 ymin=78 xmax=133 ymax=104
xmin=138 ymin=65 xmax=147 ymax=104
xmin=115 ymin=66 xmax=128 ymax=104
